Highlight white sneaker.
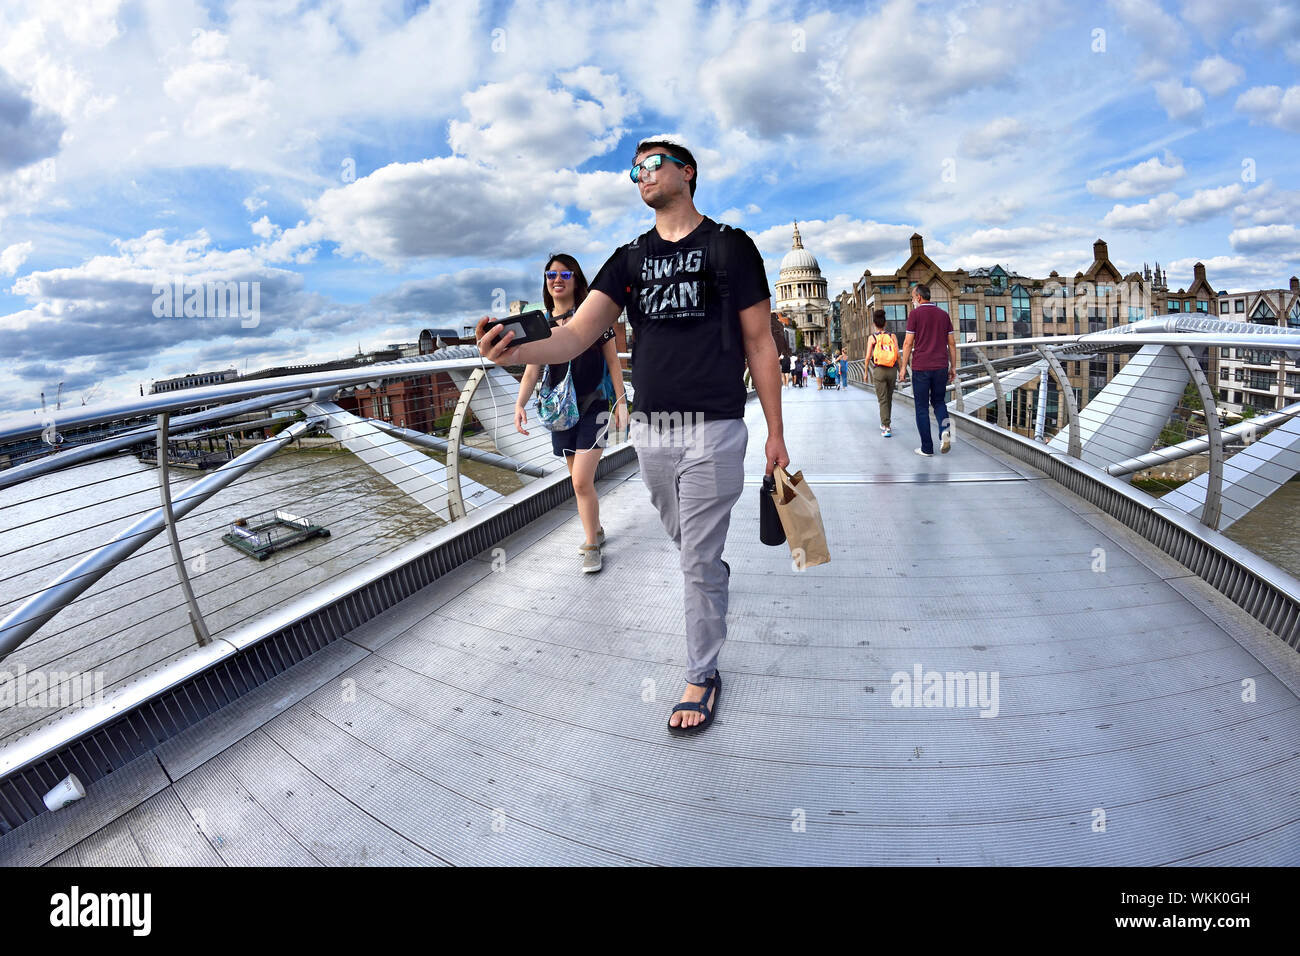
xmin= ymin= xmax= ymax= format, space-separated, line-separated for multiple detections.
xmin=580 ymin=544 xmax=602 ymax=573
xmin=940 ymin=425 xmax=953 ymax=454
xmin=915 ymin=448 xmax=934 ymax=457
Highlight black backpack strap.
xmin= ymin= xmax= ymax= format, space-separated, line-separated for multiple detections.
xmin=708 ymin=224 xmax=734 ymax=353
xmin=622 ymin=232 xmax=649 ymax=323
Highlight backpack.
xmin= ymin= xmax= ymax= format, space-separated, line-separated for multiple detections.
xmin=872 ymin=332 xmax=898 ymax=367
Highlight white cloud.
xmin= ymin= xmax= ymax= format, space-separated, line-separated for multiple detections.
xmin=1167 ymin=254 xmax=1297 ymax=292
xmin=945 ymin=224 xmax=1091 ymax=259
xmin=1154 ymin=78 xmax=1205 ymax=122
xmin=835 ymin=0 xmax=1059 ymax=134
xmin=0 ymin=239 xmax=33 ymax=274
xmin=698 ymin=17 xmax=832 ymax=140
xmin=302 ymin=157 xmax=580 ymax=264
xmin=973 ymin=196 xmax=1025 ymax=225
xmin=1228 ymin=224 xmax=1300 ymax=254
xmin=1233 ymin=181 xmax=1300 ymax=226
xmin=1109 ymin=0 xmax=1188 ymax=76
xmin=1170 ymin=184 xmax=1244 ymax=222
xmin=1191 ymin=55 xmax=1244 ymax=96
xmin=753 ymin=215 xmax=918 ymax=268
xmin=448 ymin=70 xmax=635 ymax=169
xmin=1102 ymin=185 xmax=1244 ymax=230
xmin=162 ymin=31 xmax=273 ymax=139
xmin=250 ymin=215 xmax=276 ymax=239
xmin=1177 ymin=0 xmax=1237 ymax=44
xmin=960 ymin=117 xmax=1027 ymax=160
xmin=1234 ymin=85 xmax=1300 ymax=134
xmin=1086 ymin=153 xmax=1186 ymax=198
xmin=1102 ymin=192 xmax=1178 ymax=230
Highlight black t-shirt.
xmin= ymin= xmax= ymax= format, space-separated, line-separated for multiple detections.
xmin=544 ymin=314 xmax=615 ymax=399
xmin=589 ymin=216 xmax=769 ymax=420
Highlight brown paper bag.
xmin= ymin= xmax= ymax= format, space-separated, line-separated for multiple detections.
xmin=772 ymin=465 xmax=830 ymax=568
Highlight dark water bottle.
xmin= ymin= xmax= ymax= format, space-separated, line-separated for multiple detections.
xmin=760 ymin=474 xmax=786 ymax=546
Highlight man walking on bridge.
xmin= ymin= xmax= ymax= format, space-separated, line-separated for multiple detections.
xmin=898 ymin=283 xmax=957 ymax=457
xmin=477 ymin=139 xmax=788 ymax=735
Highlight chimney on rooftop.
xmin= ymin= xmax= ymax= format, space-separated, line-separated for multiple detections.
xmin=1093 ymin=238 xmax=1108 ymax=261
xmin=910 ymin=233 xmax=924 ymax=257
xmin=1194 ymin=262 xmax=1206 ymax=281
xmin=1291 ymin=276 xmax=1299 ymax=293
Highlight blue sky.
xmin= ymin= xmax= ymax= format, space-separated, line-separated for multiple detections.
xmin=0 ymin=0 xmax=1297 ymax=415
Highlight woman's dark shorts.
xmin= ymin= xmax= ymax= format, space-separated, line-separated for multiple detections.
xmin=551 ymin=401 xmax=607 ymax=457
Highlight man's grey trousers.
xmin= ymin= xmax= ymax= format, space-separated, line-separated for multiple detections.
xmin=632 ymin=417 xmax=748 ymax=684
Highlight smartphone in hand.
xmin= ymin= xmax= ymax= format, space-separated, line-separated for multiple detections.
xmin=482 ymin=310 xmax=553 ymax=347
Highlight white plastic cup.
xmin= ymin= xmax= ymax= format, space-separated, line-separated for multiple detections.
xmin=43 ymin=773 xmax=86 ymax=811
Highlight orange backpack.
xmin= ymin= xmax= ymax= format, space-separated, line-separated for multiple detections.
xmin=872 ymin=332 xmax=898 ymax=367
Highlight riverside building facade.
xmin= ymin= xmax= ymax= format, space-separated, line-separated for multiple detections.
xmin=1216 ymin=277 xmax=1300 ymax=417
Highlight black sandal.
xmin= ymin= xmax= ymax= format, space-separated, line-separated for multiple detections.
xmin=667 ymin=673 xmax=721 ymax=736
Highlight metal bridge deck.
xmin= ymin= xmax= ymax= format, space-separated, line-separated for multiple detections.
xmin=7 ymin=385 xmax=1299 ymax=866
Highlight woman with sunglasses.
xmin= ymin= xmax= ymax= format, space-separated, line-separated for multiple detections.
xmin=514 ymin=253 xmax=628 ymax=573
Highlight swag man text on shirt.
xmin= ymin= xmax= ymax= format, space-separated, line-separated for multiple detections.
xmin=639 ymin=249 xmax=706 ymax=319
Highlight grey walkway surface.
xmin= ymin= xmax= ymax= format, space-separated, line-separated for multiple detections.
xmin=6 ymin=384 xmax=1299 ymax=866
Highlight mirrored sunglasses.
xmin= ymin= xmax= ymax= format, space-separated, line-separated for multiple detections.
xmin=629 ymin=153 xmax=686 ymax=183
xmin=545 ymin=270 xmax=574 ymax=280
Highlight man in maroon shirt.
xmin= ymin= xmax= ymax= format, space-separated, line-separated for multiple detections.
xmin=898 ymin=283 xmax=958 ymax=456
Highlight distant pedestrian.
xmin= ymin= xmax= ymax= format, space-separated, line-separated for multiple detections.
xmin=866 ymin=309 xmax=899 ymax=437
xmin=779 ymin=352 xmax=791 ymax=387
xmin=898 ymin=283 xmax=957 ymax=457
xmin=813 ymin=351 xmax=825 ymax=390
xmin=836 ymin=349 xmax=848 ymax=390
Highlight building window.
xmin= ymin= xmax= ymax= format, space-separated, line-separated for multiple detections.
xmin=995 ymin=306 xmax=1006 ymax=322
xmin=1196 ymin=299 xmax=1208 ymax=313
xmin=959 ymin=303 xmax=977 ymax=334
xmin=1234 ymin=299 xmax=1244 ymax=312
xmin=1251 ymin=300 xmax=1275 ymax=320
xmin=878 ymin=285 xmax=896 ymax=294
xmin=1168 ymin=299 xmax=1181 ymax=312
xmin=1289 ymin=303 xmax=1300 ymax=329
xmin=1011 ymin=286 xmax=1030 ymax=324
xmin=1241 ymin=349 xmax=1276 ymax=365
xmin=1128 ymin=306 xmax=1144 ymax=322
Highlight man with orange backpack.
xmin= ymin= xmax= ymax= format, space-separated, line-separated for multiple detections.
xmin=866 ymin=308 xmax=899 ymax=437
